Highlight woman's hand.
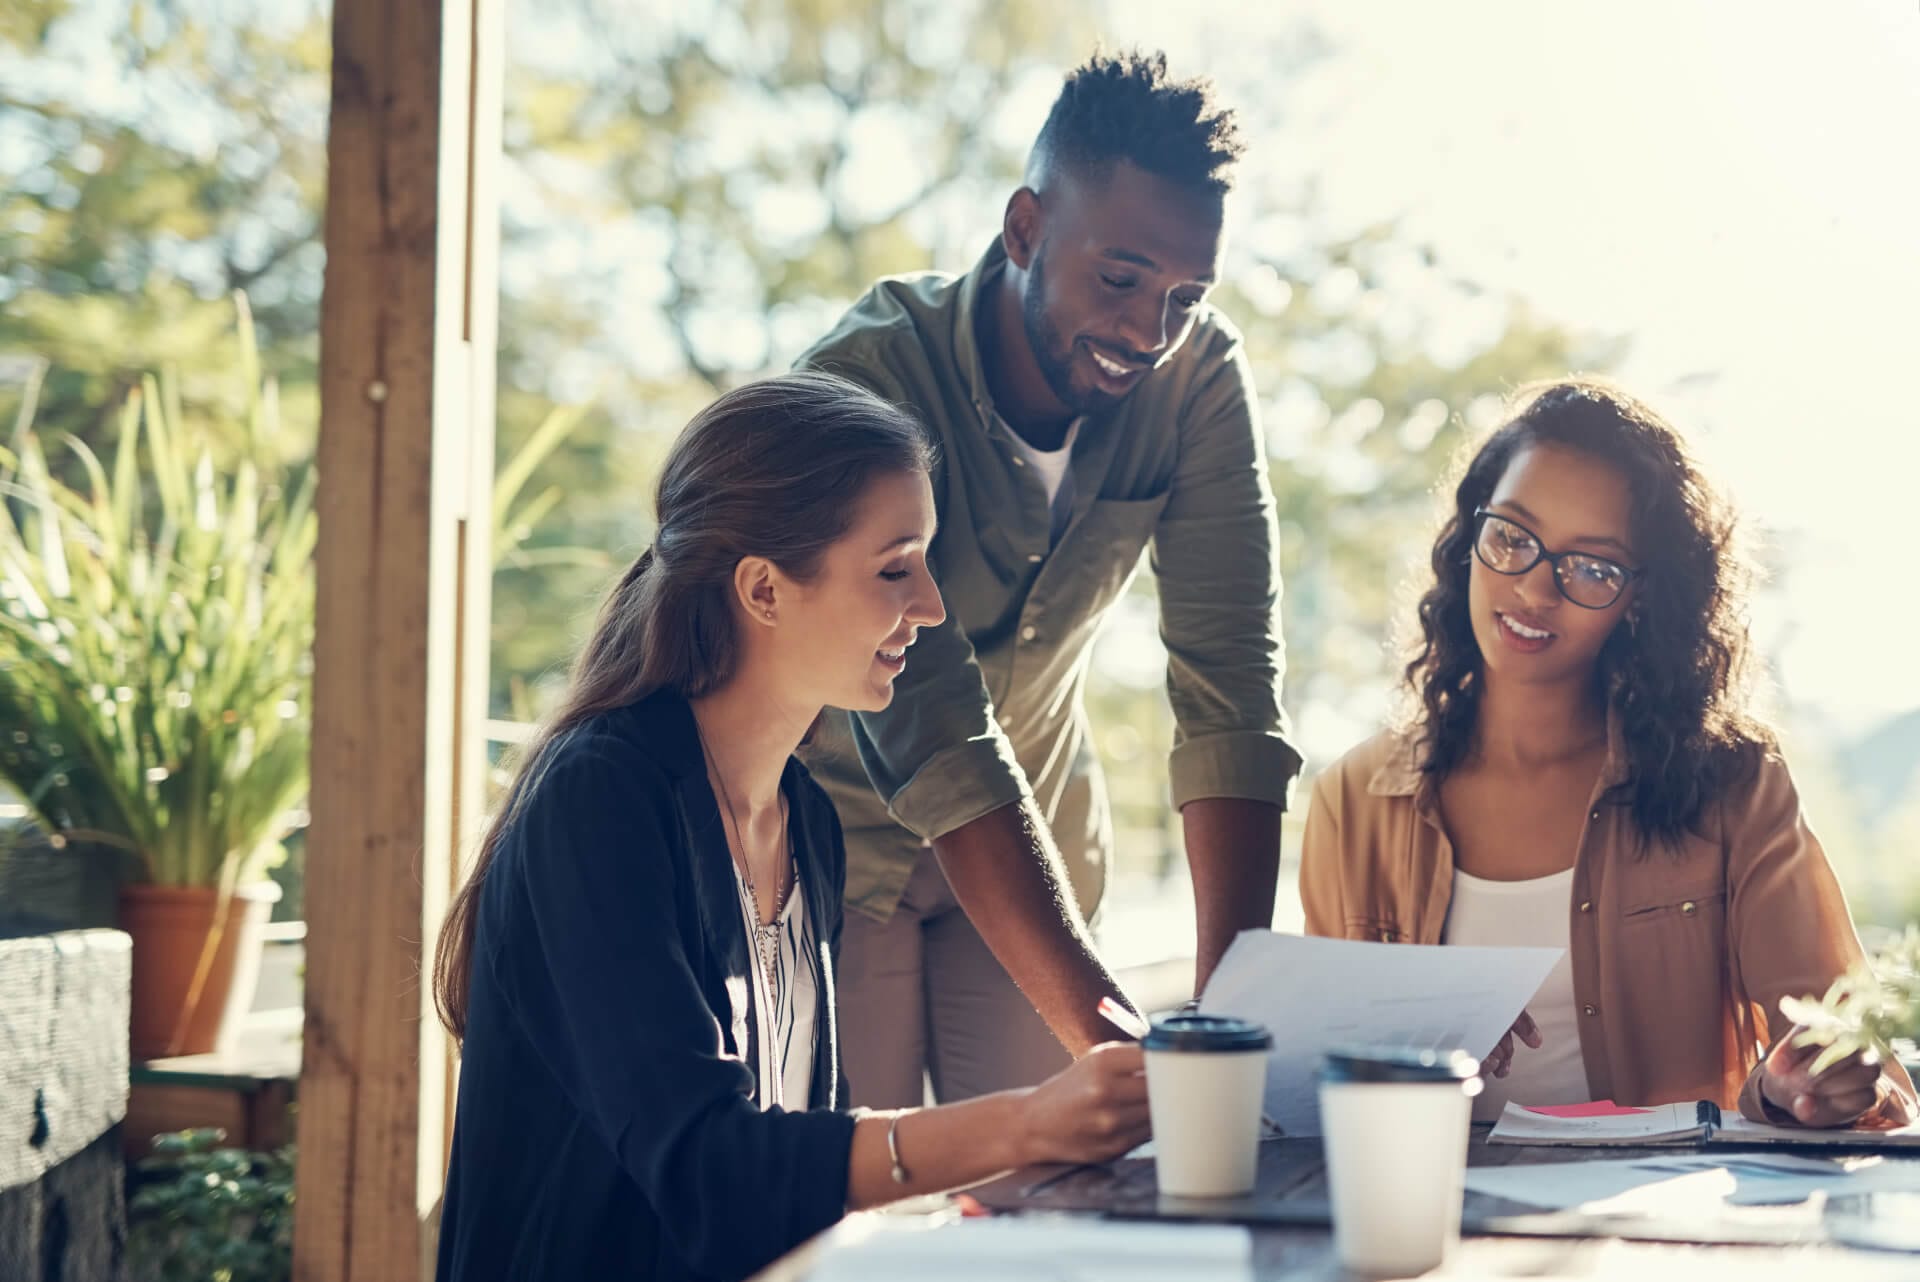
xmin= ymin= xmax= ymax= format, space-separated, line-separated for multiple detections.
xmin=1759 ymin=1028 xmax=1885 ymax=1128
xmin=1482 ymin=1010 xmax=1542 ymax=1079
xmin=1015 ymin=1041 xmax=1152 ymax=1166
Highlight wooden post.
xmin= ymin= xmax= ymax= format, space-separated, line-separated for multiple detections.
xmin=299 ymin=0 xmax=501 ymax=1276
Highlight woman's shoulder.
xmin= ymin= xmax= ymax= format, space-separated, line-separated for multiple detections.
xmin=503 ymin=712 xmax=686 ymax=843
xmin=1706 ymin=740 xmax=1802 ymax=825
xmin=1312 ymin=726 xmax=1424 ymax=805
xmin=540 ymin=720 xmax=672 ymax=792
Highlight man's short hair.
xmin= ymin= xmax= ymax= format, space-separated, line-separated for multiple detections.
xmin=1028 ymin=49 xmax=1245 ymax=197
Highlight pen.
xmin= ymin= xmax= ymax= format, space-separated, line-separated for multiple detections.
xmin=1097 ymin=995 xmax=1150 ymax=1041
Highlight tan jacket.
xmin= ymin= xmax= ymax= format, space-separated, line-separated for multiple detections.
xmin=1299 ymin=724 xmax=1916 ymax=1126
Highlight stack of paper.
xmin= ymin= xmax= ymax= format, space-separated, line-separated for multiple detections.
xmin=1488 ymin=1100 xmax=1713 ymax=1146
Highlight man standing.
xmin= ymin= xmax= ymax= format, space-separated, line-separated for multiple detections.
xmin=799 ymin=50 xmax=1301 ymax=1108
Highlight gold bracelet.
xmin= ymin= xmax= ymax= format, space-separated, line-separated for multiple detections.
xmin=886 ymin=1112 xmax=911 ymax=1185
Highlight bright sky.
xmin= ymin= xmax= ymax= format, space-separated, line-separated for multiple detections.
xmin=1107 ymin=0 xmax=1920 ymax=739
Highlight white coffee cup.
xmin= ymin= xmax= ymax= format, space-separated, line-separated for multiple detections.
xmin=1141 ymin=1013 xmax=1273 ymax=1198
xmin=1319 ymin=1046 xmax=1482 ymax=1276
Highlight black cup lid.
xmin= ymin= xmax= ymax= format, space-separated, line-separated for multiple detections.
xmin=1321 ymin=1045 xmax=1480 ymax=1084
xmin=1140 ymin=1013 xmax=1273 ymax=1053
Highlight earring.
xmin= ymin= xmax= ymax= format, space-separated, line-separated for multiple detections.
xmin=763 ymin=609 xmax=775 ymax=622
xmin=1627 ymin=608 xmax=1643 ymax=637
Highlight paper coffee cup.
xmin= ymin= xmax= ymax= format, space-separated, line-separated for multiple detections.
xmin=1319 ymin=1046 xmax=1482 ymax=1276
xmin=1141 ymin=1014 xmax=1273 ymax=1198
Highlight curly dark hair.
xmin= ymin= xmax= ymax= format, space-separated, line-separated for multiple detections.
xmin=1404 ymin=377 xmax=1776 ymax=846
xmin=1029 ymin=48 xmax=1245 ymax=195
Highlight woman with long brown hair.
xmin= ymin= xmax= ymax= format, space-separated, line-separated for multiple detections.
xmin=1300 ymin=377 xmax=1915 ymax=1129
xmin=433 ymin=372 xmax=1150 ymax=1282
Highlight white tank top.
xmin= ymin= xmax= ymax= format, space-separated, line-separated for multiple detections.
xmin=1004 ymin=418 xmax=1080 ymax=543
xmin=1442 ymin=866 xmax=1589 ymax=1122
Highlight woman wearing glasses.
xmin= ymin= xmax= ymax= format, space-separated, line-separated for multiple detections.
xmin=1299 ymin=378 xmax=1915 ymax=1129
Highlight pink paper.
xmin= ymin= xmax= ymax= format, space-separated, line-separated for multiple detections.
xmin=1522 ymin=1100 xmax=1654 ymax=1118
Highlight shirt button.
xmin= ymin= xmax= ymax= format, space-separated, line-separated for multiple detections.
xmin=1681 ymin=901 xmax=1698 ymax=916
xmin=1020 ymin=626 xmax=1038 ymax=642
xmin=1582 ymin=1004 xmax=1598 ymax=1017
xmin=1012 ymin=455 xmax=1027 ymax=467
xmin=1578 ymin=900 xmax=1592 ymax=913
xmin=1028 ymin=553 xmax=1043 ymax=563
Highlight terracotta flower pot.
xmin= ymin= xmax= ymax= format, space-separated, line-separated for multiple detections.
xmin=119 ymin=881 xmax=281 ymax=1060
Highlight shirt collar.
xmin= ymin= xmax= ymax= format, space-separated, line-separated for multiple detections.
xmin=1366 ymin=731 xmax=1425 ymax=798
xmin=953 ymin=238 xmax=1008 ymax=415
xmin=954 ymin=238 xmax=1091 ymax=449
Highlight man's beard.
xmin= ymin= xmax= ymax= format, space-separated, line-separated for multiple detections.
xmin=1020 ymin=250 xmax=1119 ymax=417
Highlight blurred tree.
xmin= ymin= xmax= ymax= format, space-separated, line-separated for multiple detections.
xmin=492 ymin=4 xmax=1621 ymax=876
xmin=1 ymin=0 xmax=1631 ymax=911
xmin=0 ymin=0 xmax=329 ymax=456
xmin=484 ymin=0 xmax=1104 ymax=707
xmin=519 ymin=0 xmax=1101 ymax=392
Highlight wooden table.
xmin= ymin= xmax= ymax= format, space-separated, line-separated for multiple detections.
xmin=756 ymin=1132 xmax=1920 ymax=1280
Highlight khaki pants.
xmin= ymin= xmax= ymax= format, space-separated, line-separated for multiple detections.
xmin=837 ymin=848 xmax=1072 ymax=1107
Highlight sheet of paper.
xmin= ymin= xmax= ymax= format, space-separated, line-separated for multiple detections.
xmin=1465 ymin=1151 xmax=1920 ymax=1215
xmin=1198 ymin=931 xmax=1561 ymax=1137
xmin=806 ymin=1217 xmax=1253 ymax=1282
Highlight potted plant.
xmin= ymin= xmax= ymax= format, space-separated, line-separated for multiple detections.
xmin=0 ymin=297 xmax=313 ymax=1059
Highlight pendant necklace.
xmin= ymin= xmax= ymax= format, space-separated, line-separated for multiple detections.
xmin=695 ymin=720 xmax=796 ymax=1026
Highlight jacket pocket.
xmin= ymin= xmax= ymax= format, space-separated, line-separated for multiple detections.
xmin=1622 ymin=886 xmax=1727 ymax=923
xmin=1055 ymin=492 xmax=1173 ymax=612
xmin=1345 ymin=915 xmax=1406 ymax=943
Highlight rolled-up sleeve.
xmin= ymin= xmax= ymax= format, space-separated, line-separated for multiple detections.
xmin=1154 ymin=328 xmax=1304 ymax=810
xmin=849 ymin=570 xmax=1033 ymax=842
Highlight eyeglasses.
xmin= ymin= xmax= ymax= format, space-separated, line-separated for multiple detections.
xmin=1471 ymin=508 xmax=1641 ymax=610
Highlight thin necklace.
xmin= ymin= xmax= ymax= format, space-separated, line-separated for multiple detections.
xmin=693 ymin=717 xmax=796 ymax=1008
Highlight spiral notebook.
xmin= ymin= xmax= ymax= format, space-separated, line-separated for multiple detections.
xmin=1489 ymin=1099 xmax=1920 ymax=1148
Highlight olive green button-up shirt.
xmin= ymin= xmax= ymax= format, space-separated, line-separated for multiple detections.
xmin=797 ymin=241 xmax=1303 ymax=922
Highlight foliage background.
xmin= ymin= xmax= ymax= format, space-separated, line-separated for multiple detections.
xmin=4 ymin=0 xmax=1916 ymax=946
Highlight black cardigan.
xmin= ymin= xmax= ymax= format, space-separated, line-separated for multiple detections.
xmin=435 ymin=689 xmax=856 ymax=1282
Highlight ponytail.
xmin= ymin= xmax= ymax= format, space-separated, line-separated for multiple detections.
xmin=432 ymin=372 xmax=933 ymax=1040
